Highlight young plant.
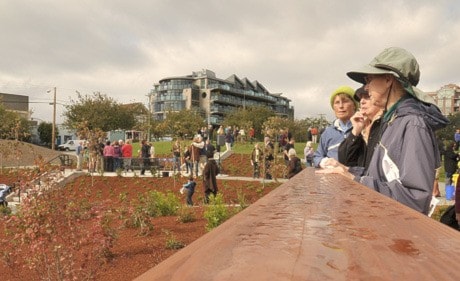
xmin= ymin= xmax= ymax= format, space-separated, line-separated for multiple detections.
xmin=115 ymin=168 xmax=123 ymax=177
xmin=177 ymin=206 xmax=196 ymax=223
xmin=236 ymin=189 xmax=249 ymax=210
xmin=203 ymin=193 xmax=230 ymax=231
xmin=123 ymin=204 xmax=154 ymax=236
xmin=0 ymin=188 xmax=117 ymax=280
xmin=163 ymin=229 xmax=185 ymax=250
xmin=142 ymin=190 xmax=180 ymax=217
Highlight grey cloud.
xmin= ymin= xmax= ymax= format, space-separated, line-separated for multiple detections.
xmin=0 ymin=0 xmax=459 ymax=123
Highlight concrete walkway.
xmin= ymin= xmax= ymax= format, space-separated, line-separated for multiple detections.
xmin=436 ymin=181 xmax=456 ymax=206
xmin=65 ymin=168 xmax=289 ymax=184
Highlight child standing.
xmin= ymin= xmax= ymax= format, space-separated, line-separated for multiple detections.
xmin=181 ymin=176 xmax=196 ymax=206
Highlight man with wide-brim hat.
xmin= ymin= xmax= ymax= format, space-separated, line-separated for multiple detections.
xmin=345 ymin=47 xmax=449 ymax=215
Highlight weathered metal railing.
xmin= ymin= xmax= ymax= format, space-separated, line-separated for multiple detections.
xmin=135 ymin=168 xmax=460 ymax=281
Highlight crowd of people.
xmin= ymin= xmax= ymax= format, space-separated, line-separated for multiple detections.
xmin=73 ymin=47 xmax=460 ymax=222
xmin=313 ymin=47 xmax=459 ymax=221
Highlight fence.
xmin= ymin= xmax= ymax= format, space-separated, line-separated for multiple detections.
xmin=135 ymin=168 xmax=460 ymax=281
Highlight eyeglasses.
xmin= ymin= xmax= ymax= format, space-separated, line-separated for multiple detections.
xmin=359 ymin=94 xmax=371 ymax=100
xmin=364 ymin=74 xmax=384 ymax=84
xmin=364 ymin=75 xmax=375 ymax=84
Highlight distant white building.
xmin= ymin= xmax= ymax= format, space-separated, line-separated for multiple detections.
xmin=56 ymin=125 xmax=78 ymax=145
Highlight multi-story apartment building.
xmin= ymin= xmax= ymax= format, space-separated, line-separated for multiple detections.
xmin=148 ymin=69 xmax=294 ymax=126
xmin=428 ymin=84 xmax=460 ymax=115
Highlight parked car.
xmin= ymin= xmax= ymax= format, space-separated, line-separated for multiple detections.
xmin=0 ymin=184 xmax=12 ymax=207
xmin=57 ymin=139 xmax=83 ymax=151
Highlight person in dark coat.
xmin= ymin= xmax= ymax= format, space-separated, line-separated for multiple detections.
xmin=444 ymin=141 xmax=459 ymax=186
xmin=140 ymin=139 xmax=151 ymax=175
xmin=203 ymin=150 xmax=219 ymax=203
xmin=338 ymin=86 xmax=382 ymax=172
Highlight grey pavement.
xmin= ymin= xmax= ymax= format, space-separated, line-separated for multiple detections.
xmin=435 ymin=181 xmax=455 ymax=206
xmin=67 ymin=168 xmax=289 ymax=184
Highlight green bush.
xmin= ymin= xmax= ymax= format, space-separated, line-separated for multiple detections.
xmin=163 ymin=229 xmax=185 ymax=250
xmin=177 ymin=206 xmax=196 ymax=223
xmin=0 ymin=205 xmax=12 ymax=216
xmin=236 ymin=189 xmax=249 ymax=210
xmin=203 ymin=194 xmax=230 ymax=231
xmin=142 ymin=190 xmax=180 ymax=217
xmin=124 ymin=204 xmax=154 ymax=236
xmin=431 ymin=205 xmax=450 ymax=221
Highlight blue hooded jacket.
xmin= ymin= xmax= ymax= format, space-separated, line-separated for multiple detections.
xmin=359 ymin=96 xmax=449 ymax=214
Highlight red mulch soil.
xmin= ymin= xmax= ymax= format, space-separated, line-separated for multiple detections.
xmin=0 ymin=154 xmax=281 ymax=281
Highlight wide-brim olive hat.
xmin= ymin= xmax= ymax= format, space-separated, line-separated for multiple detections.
xmin=347 ymin=47 xmax=420 ymax=86
xmin=346 ymin=47 xmax=434 ymax=103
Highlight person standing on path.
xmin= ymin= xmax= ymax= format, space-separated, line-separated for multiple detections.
xmin=203 ymin=151 xmax=219 ymax=204
xmin=121 ymin=139 xmax=133 ymax=173
xmin=140 ymin=139 xmax=151 ymax=175
xmin=76 ymin=141 xmax=83 ymax=171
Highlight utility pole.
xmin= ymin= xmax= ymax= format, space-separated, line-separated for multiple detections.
xmin=51 ymin=87 xmax=56 ymax=150
xmin=147 ymin=95 xmax=151 ymax=142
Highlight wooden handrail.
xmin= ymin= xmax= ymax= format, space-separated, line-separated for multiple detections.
xmin=135 ymin=168 xmax=460 ymax=281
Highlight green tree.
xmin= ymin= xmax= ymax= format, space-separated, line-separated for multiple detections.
xmin=0 ymin=105 xmax=30 ymax=141
xmin=437 ymin=112 xmax=459 ymax=143
xmin=224 ymin=106 xmax=275 ymax=140
xmin=294 ymin=117 xmax=331 ymax=143
xmin=156 ymin=110 xmax=205 ymax=139
xmin=262 ymin=116 xmax=292 ymax=139
xmin=63 ymin=92 xmax=136 ymax=131
xmin=37 ymin=122 xmax=58 ymax=145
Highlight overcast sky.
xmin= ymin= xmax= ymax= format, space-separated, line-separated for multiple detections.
xmin=1 ymin=0 xmax=459 ymax=124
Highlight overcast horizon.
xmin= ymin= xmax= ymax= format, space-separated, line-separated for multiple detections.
xmin=1 ymin=0 xmax=459 ymax=124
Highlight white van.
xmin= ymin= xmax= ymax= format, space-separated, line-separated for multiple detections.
xmin=58 ymin=140 xmax=83 ymax=151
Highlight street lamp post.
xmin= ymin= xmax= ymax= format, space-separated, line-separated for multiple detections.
xmin=48 ymin=87 xmax=57 ymax=150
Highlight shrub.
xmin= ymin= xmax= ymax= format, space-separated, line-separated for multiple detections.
xmin=125 ymin=190 xmax=180 ymax=235
xmin=124 ymin=204 xmax=154 ymax=236
xmin=204 ymin=193 xmax=230 ymax=231
xmin=142 ymin=190 xmax=180 ymax=217
xmin=0 ymin=188 xmax=117 ymax=280
xmin=163 ymin=229 xmax=185 ymax=250
xmin=115 ymin=168 xmax=123 ymax=177
xmin=0 ymin=205 xmax=12 ymax=216
xmin=431 ymin=205 xmax=451 ymax=221
xmin=236 ymin=189 xmax=249 ymax=210
xmin=177 ymin=206 xmax=196 ymax=223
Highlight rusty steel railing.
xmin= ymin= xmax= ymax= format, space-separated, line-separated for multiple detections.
xmin=135 ymin=168 xmax=460 ymax=281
